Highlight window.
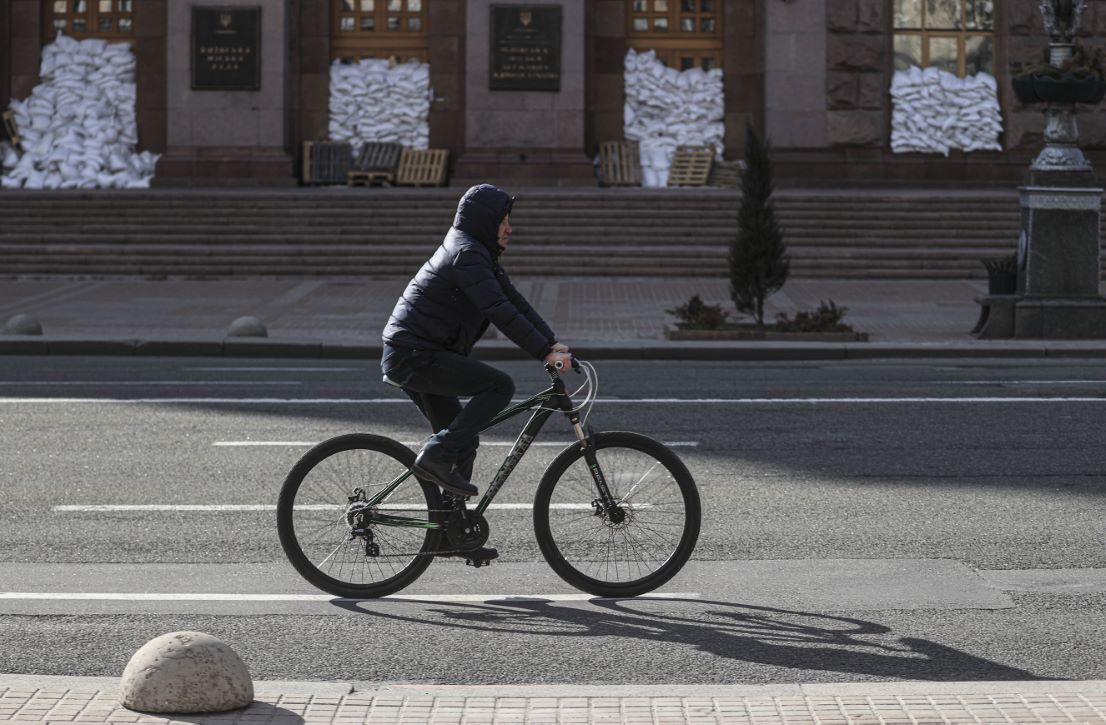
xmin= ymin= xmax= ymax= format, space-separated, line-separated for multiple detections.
xmin=893 ymin=0 xmax=994 ymax=77
xmin=627 ymin=0 xmax=722 ymax=71
xmin=44 ymin=0 xmax=136 ymax=42
xmin=333 ymin=0 xmax=428 ymax=62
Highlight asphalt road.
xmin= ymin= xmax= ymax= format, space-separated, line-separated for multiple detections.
xmin=1 ymin=355 xmax=1104 ymax=685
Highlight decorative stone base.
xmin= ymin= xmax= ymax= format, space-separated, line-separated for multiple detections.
xmin=665 ymin=325 xmax=869 ymax=342
xmin=452 ymin=148 xmax=595 ymax=187
xmin=1014 ymin=297 xmax=1106 ymax=339
xmin=154 ymin=147 xmax=296 ymax=187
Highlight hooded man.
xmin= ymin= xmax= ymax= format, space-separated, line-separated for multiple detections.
xmin=382 ymin=184 xmax=572 ymax=512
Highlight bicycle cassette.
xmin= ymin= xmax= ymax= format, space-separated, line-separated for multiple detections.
xmin=445 ymin=508 xmax=490 ymax=552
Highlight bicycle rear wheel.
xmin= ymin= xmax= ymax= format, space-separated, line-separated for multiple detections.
xmin=277 ymin=433 xmax=443 ymax=598
xmin=533 ymin=431 xmax=700 ymax=598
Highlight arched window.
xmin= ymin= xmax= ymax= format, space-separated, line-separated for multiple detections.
xmin=333 ymin=0 xmax=428 ymax=63
xmin=893 ymin=0 xmax=994 ymax=77
xmin=627 ymin=0 xmax=723 ymax=71
xmin=44 ymin=0 xmax=136 ymax=42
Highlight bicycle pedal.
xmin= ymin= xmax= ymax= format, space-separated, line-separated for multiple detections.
xmin=465 ymin=557 xmax=491 ymax=568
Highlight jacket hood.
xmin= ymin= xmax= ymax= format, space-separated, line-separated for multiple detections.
xmin=453 ymin=184 xmax=514 ymax=253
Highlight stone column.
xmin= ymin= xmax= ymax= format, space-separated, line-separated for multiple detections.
xmin=9 ymin=0 xmax=39 ymax=101
xmin=156 ymin=0 xmax=294 ymax=185
xmin=765 ymin=0 xmax=825 ymax=148
xmin=135 ymin=0 xmax=168 ymax=153
xmin=429 ymin=0 xmax=467 ymax=156
xmin=454 ymin=0 xmax=591 ymax=186
xmin=587 ymin=0 xmax=625 ymax=156
xmin=0 ymin=0 xmax=10 ymax=109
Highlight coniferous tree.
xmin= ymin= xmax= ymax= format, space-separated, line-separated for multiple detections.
xmin=729 ymin=123 xmax=789 ymax=328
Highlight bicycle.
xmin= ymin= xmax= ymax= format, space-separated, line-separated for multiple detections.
xmin=277 ymin=358 xmax=701 ymax=598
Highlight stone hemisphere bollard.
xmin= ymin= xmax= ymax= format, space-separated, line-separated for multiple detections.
xmin=120 ymin=631 xmax=254 ymax=713
xmin=3 ymin=313 xmax=43 ymax=335
xmin=226 ymin=316 xmax=268 ymax=338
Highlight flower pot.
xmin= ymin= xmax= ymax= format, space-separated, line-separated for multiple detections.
xmin=1012 ymin=75 xmax=1039 ymax=104
xmin=1031 ymin=75 xmax=1106 ymax=105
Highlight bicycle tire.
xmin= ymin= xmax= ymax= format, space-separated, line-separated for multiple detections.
xmin=533 ymin=431 xmax=700 ymax=598
xmin=277 ymin=433 xmax=443 ymax=598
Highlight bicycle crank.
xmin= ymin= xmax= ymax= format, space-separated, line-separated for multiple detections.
xmin=444 ymin=508 xmax=490 ymax=552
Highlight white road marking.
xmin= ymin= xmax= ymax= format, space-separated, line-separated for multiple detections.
xmin=0 ymin=592 xmax=699 ymax=602
xmin=938 ymin=380 xmax=1106 ymax=385
xmin=183 ymin=367 xmax=364 ymax=372
xmin=0 ymin=381 xmax=302 ymax=386
xmin=2 ymin=397 xmax=1105 ymax=405
xmin=53 ymin=503 xmax=599 ymax=512
xmin=212 ymin=440 xmax=700 ymax=448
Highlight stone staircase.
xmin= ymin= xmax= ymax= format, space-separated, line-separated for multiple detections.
xmin=0 ymin=187 xmax=1100 ymax=278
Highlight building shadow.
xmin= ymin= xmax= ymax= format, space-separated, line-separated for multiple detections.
xmin=332 ymin=596 xmax=1042 ymax=683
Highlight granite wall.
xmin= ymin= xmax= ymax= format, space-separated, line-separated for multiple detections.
xmin=765 ymin=0 xmax=826 ymax=148
xmin=464 ymin=0 xmax=585 ymax=150
xmin=824 ymin=0 xmax=887 ymax=148
xmin=166 ymin=0 xmax=287 ymax=148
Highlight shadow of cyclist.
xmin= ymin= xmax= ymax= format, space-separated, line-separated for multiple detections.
xmin=331 ymin=596 xmax=1040 ymax=682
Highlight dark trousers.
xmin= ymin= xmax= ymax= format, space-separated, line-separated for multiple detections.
xmin=382 ymin=344 xmax=515 ymax=480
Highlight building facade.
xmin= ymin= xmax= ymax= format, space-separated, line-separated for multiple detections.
xmin=0 ymin=0 xmax=1101 ymax=186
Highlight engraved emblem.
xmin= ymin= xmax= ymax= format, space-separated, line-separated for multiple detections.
xmin=219 ymin=12 xmax=233 ymax=29
xmin=519 ymin=10 xmax=533 ymax=28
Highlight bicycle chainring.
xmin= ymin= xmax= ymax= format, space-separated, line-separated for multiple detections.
xmin=444 ymin=509 xmax=490 ymax=552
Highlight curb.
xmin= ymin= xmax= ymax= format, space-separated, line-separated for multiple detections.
xmin=3 ymin=337 xmax=1106 ymax=361
xmin=1 ymin=675 xmax=1103 ymax=700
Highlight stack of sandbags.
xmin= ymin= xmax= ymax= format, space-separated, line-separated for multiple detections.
xmin=890 ymin=65 xmax=1003 ymax=156
xmin=328 ymin=58 xmax=430 ymax=153
xmin=623 ymin=48 xmax=724 ymax=187
xmin=1 ymin=34 xmax=158 ymax=189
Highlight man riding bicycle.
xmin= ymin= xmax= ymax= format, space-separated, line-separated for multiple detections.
xmin=381 ymin=184 xmax=572 ymax=531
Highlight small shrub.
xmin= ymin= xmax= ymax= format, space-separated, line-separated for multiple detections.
xmin=775 ymin=300 xmax=854 ymax=333
xmin=666 ymin=294 xmax=730 ymax=330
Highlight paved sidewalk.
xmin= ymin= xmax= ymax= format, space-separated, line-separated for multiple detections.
xmin=1 ymin=277 xmax=1106 ymax=359
xmin=2 ymin=678 xmax=1105 ymax=724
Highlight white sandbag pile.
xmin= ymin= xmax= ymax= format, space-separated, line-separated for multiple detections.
xmin=890 ymin=65 xmax=1003 ymax=156
xmin=329 ymin=58 xmax=430 ymax=151
xmin=623 ymin=48 xmax=724 ymax=187
xmin=1 ymin=34 xmax=158 ymax=189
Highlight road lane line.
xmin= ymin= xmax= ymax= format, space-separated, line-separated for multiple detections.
xmin=0 ymin=592 xmax=699 ymax=602
xmin=0 ymin=381 xmax=303 ymax=386
xmin=52 ymin=503 xmax=600 ymax=512
xmin=212 ymin=440 xmax=700 ymax=447
xmin=184 ymin=367 xmax=365 ymax=372
xmin=3 ymin=397 xmax=1106 ymax=404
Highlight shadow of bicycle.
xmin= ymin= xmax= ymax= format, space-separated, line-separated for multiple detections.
xmin=332 ymin=596 xmax=1041 ymax=682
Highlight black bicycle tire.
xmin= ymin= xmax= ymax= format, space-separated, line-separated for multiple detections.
xmin=277 ymin=433 xmax=443 ymax=598
xmin=532 ymin=431 xmax=701 ymax=598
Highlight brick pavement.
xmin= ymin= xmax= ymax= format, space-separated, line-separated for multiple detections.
xmin=2 ymin=684 xmax=1106 ymax=724
xmin=0 ymin=277 xmax=995 ymax=344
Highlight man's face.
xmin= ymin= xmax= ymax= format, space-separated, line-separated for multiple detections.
xmin=497 ymin=215 xmax=512 ymax=249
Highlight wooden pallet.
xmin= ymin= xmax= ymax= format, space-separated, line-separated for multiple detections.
xmin=396 ymin=148 xmax=449 ymax=187
xmin=598 ymin=140 xmax=641 ymax=187
xmin=302 ymin=141 xmax=353 ymax=185
xmin=666 ymin=145 xmax=714 ymax=187
xmin=2 ymin=110 xmax=23 ymax=154
xmin=708 ymin=159 xmax=742 ymax=188
xmin=354 ymin=142 xmax=402 ymax=173
xmin=347 ymin=170 xmax=394 ymax=187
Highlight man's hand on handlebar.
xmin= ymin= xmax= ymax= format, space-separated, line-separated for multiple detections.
xmin=544 ymin=350 xmax=572 ymax=373
xmin=550 ymin=342 xmax=570 ymax=354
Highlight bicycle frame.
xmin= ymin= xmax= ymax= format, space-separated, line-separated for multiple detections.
xmin=362 ymin=369 xmax=614 ymax=529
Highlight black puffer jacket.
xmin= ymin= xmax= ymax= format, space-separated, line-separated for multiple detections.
xmin=382 ymin=184 xmax=556 ymax=360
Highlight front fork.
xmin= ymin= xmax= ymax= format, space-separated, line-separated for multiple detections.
xmin=559 ymin=381 xmax=622 ymax=520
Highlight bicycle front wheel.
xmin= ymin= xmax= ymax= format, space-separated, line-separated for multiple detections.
xmin=277 ymin=433 xmax=443 ymax=598
xmin=533 ymin=431 xmax=700 ymax=598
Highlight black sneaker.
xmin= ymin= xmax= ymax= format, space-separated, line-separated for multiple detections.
xmin=412 ymin=450 xmax=478 ymax=498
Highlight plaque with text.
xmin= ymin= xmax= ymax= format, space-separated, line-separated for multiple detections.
xmin=490 ymin=5 xmax=561 ymax=92
xmin=192 ymin=6 xmax=261 ymax=91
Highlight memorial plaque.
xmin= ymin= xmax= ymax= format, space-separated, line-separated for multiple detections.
xmin=192 ymin=7 xmax=261 ymax=91
xmin=490 ymin=5 xmax=561 ymax=92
